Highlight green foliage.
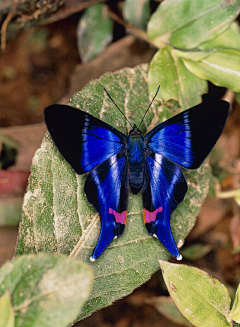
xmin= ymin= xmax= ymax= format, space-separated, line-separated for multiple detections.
xmin=149 ymin=296 xmax=193 ymax=326
xmin=230 ymin=284 xmax=240 ymax=323
xmin=77 ymin=3 xmax=113 ymax=63
xmin=147 ymin=0 xmax=240 ymax=103
xmin=76 ymin=0 xmax=240 ymax=107
xmin=16 ymin=65 xmax=211 ymax=320
xmin=123 ymin=0 xmax=151 ymax=29
xmin=159 ymin=260 xmax=238 ymax=326
xmin=148 ymin=46 xmax=207 ymax=109
xmin=0 ymin=254 xmax=93 ymax=327
xmin=0 ymin=291 xmax=14 ymax=327
xmin=147 ymin=0 xmax=239 ymax=49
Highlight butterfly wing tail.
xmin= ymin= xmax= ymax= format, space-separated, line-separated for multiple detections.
xmin=85 ymin=153 xmax=129 ymax=261
xmin=144 ymin=207 xmax=182 ymax=260
xmin=90 ymin=209 xmax=127 ymax=261
xmin=142 ymin=153 xmax=187 ymax=260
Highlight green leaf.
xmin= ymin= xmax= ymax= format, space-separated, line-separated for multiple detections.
xmin=235 ymin=92 xmax=240 ymax=104
xmin=0 ymin=198 xmax=22 ymax=226
xmin=147 ymin=0 xmax=240 ymax=49
xmin=16 ymin=65 xmax=211 ymax=319
xmin=159 ymin=260 xmax=232 ymax=327
xmin=148 ymin=47 xmax=207 ymax=109
xmin=181 ymin=243 xmax=212 ymax=261
xmin=77 ymin=3 xmax=113 ymax=63
xmin=230 ymin=284 xmax=240 ymax=323
xmin=123 ymin=0 xmax=151 ymax=29
xmin=199 ymin=22 xmax=240 ymax=51
xmin=0 ymin=254 xmax=93 ymax=327
xmin=148 ymin=296 xmax=193 ymax=326
xmin=182 ymin=49 xmax=240 ymax=92
xmin=0 ymin=291 xmax=14 ymax=327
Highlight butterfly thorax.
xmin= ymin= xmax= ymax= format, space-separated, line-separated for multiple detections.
xmin=127 ymin=125 xmax=145 ymax=195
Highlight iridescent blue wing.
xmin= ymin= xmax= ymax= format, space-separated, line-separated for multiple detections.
xmin=44 ymin=104 xmax=127 ymax=174
xmin=142 ymin=153 xmax=187 ymax=259
xmin=84 ymin=152 xmax=129 ymax=261
xmin=145 ymin=100 xmax=229 ymax=169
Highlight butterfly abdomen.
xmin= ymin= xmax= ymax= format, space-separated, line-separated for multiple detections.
xmin=128 ymin=133 xmax=145 ymax=194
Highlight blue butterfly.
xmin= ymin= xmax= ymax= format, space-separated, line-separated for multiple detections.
xmin=44 ymin=88 xmax=229 ymax=261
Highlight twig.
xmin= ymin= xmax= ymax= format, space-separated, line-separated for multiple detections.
xmin=1 ymin=10 xmax=14 ymax=51
xmin=107 ymin=8 xmax=156 ymax=47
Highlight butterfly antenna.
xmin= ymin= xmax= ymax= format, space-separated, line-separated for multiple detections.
xmin=138 ymin=85 xmax=160 ymax=129
xmin=104 ymin=88 xmax=134 ymax=129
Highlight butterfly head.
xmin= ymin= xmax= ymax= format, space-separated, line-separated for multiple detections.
xmin=129 ymin=124 xmax=142 ymax=136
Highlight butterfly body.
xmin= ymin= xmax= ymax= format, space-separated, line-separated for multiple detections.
xmin=128 ymin=126 xmax=145 ymax=194
xmin=45 ymin=96 xmax=229 ymax=262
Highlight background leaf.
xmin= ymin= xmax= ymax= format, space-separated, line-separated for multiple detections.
xmin=0 ymin=254 xmax=93 ymax=327
xmin=16 ymin=64 xmax=211 ymax=319
xmin=159 ymin=260 xmax=232 ymax=327
xmin=77 ymin=3 xmax=113 ymax=63
xmin=148 ymin=47 xmax=207 ymax=109
xmin=0 ymin=291 xmax=14 ymax=327
xmin=147 ymin=0 xmax=240 ymax=49
xmin=198 ymin=21 xmax=240 ymax=51
xmin=147 ymin=296 xmax=193 ymax=326
xmin=123 ymin=0 xmax=151 ymax=29
xmin=229 ymin=283 xmax=240 ymax=323
xmin=182 ymin=49 xmax=240 ymax=92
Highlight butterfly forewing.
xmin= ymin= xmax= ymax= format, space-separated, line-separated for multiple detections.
xmin=145 ymin=100 xmax=229 ymax=169
xmin=44 ymin=104 xmax=127 ymax=174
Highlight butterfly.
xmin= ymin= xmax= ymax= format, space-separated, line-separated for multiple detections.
xmin=44 ymin=87 xmax=229 ymax=262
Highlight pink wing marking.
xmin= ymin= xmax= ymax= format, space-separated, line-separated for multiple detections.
xmin=109 ymin=208 xmax=127 ymax=225
xmin=143 ymin=207 xmax=163 ymax=224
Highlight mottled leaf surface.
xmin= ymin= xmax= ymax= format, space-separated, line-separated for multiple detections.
xmin=0 ymin=254 xmax=93 ymax=327
xmin=160 ymin=260 xmax=232 ymax=327
xmin=16 ymin=65 xmax=211 ymax=319
xmin=147 ymin=0 xmax=240 ymax=49
xmin=77 ymin=3 xmax=113 ymax=63
xmin=148 ymin=47 xmax=207 ymax=109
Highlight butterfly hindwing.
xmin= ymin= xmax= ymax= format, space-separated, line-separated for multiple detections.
xmin=84 ymin=152 xmax=129 ymax=261
xmin=44 ymin=104 xmax=127 ymax=174
xmin=145 ymin=100 xmax=229 ymax=169
xmin=142 ymin=152 xmax=188 ymax=259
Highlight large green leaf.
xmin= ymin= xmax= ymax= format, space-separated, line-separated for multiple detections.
xmin=0 ymin=254 xmax=93 ymax=327
xmin=148 ymin=47 xmax=207 ymax=109
xmin=77 ymin=3 xmax=113 ymax=63
xmin=147 ymin=0 xmax=240 ymax=49
xmin=160 ymin=260 xmax=232 ymax=327
xmin=16 ymin=65 xmax=211 ymax=319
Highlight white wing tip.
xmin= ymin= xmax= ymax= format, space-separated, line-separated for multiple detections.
xmin=176 ymin=254 xmax=182 ymax=261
